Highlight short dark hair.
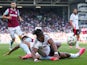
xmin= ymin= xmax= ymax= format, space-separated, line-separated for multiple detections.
xmin=11 ymin=1 xmax=16 ymax=4
xmin=32 ymin=29 xmax=43 ymax=37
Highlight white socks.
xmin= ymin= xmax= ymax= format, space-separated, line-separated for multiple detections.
xmin=70 ymin=53 xmax=79 ymax=58
xmin=19 ymin=43 xmax=31 ymax=54
xmin=76 ymin=41 xmax=80 ymax=48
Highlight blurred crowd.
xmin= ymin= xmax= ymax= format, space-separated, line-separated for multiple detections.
xmin=0 ymin=9 xmax=72 ymax=33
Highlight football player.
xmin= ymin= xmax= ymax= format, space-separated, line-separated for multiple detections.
xmin=31 ymin=29 xmax=85 ymax=62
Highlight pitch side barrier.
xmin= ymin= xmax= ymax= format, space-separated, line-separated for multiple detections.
xmin=0 ymin=32 xmax=87 ymax=44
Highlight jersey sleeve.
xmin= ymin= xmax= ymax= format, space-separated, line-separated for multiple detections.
xmin=70 ymin=14 xmax=74 ymax=21
xmin=45 ymin=34 xmax=51 ymax=41
xmin=3 ymin=9 xmax=9 ymax=15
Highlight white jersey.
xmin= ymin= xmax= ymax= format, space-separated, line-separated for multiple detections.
xmin=33 ymin=34 xmax=51 ymax=56
xmin=70 ymin=13 xmax=79 ymax=29
xmin=33 ymin=34 xmax=51 ymax=49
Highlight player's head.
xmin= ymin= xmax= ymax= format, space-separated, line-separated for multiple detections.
xmin=11 ymin=2 xmax=16 ymax=8
xmin=73 ymin=8 xmax=78 ymax=14
xmin=33 ymin=29 xmax=44 ymax=42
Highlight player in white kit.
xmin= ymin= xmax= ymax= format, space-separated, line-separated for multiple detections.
xmin=4 ymin=29 xmax=85 ymax=61
xmin=69 ymin=9 xmax=81 ymax=49
xmin=4 ymin=35 xmax=34 ymax=59
xmin=4 ymin=34 xmax=61 ymax=59
xmin=31 ymin=29 xmax=85 ymax=62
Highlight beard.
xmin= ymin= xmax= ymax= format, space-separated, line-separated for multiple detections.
xmin=74 ymin=12 xmax=77 ymax=15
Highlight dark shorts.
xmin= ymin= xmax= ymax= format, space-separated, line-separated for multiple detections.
xmin=73 ymin=29 xmax=80 ymax=35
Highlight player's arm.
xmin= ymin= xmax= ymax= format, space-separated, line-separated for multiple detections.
xmin=48 ymin=38 xmax=59 ymax=60
xmin=31 ymin=41 xmax=40 ymax=62
xmin=17 ymin=10 xmax=24 ymax=22
xmin=4 ymin=45 xmax=20 ymax=56
xmin=69 ymin=20 xmax=75 ymax=29
xmin=18 ymin=16 xmax=24 ymax=22
xmin=31 ymin=47 xmax=40 ymax=62
xmin=2 ymin=9 xmax=11 ymax=20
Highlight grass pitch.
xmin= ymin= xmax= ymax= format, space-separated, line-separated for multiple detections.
xmin=0 ymin=44 xmax=87 ymax=65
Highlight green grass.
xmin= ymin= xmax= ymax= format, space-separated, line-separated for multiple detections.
xmin=0 ymin=44 xmax=87 ymax=65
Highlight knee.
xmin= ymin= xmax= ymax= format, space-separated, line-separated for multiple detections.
xmin=55 ymin=42 xmax=61 ymax=48
xmin=12 ymin=38 xmax=15 ymax=41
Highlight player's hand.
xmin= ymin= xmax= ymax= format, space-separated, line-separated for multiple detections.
xmin=7 ymin=16 xmax=12 ymax=20
xmin=20 ymin=18 xmax=24 ymax=22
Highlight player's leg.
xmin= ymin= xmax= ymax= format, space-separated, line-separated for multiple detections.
xmin=38 ymin=46 xmax=51 ymax=57
xmin=10 ymin=34 xmax=16 ymax=50
xmin=15 ymin=26 xmax=32 ymax=59
xmin=19 ymin=43 xmax=32 ymax=59
xmin=8 ymin=27 xmax=15 ymax=50
xmin=59 ymin=48 xmax=85 ymax=59
xmin=37 ymin=46 xmax=52 ymax=59
xmin=37 ymin=46 xmax=58 ymax=61
xmin=39 ymin=47 xmax=85 ymax=61
xmin=75 ymin=29 xmax=81 ymax=49
xmin=4 ymin=41 xmax=31 ymax=55
xmin=69 ymin=29 xmax=76 ymax=48
xmin=55 ymin=42 xmax=61 ymax=49
xmin=4 ymin=42 xmax=32 ymax=59
xmin=11 ymin=38 xmax=15 ymax=47
xmin=4 ymin=45 xmax=20 ymax=56
xmin=15 ymin=26 xmax=23 ymax=39
xmin=72 ymin=29 xmax=81 ymax=49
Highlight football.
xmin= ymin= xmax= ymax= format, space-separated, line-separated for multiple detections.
xmin=67 ymin=36 xmax=77 ymax=46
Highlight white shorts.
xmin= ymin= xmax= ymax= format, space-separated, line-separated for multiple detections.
xmin=8 ymin=26 xmax=23 ymax=38
xmin=39 ymin=46 xmax=50 ymax=56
